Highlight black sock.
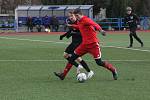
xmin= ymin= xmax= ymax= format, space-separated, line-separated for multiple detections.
xmin=66 ymin=58 xmax=78 ymax=67
xmin=80 ymin=60 xmax=90 ymax=72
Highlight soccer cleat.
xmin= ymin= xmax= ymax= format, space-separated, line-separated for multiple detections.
xmin=127 ymin=45 xmax=132 ymax=48
xmin=112 ymin=69 xmax=118 ymax=80
xmin=77 ymin=65 xmax=83 ymax=74
xmin=141 ymin=43 xmax=144 ymax=47
xmin=54 ymin=72 xmax=65 ymax=80
xmin=87 ymin=70 xmax=94 ymax=79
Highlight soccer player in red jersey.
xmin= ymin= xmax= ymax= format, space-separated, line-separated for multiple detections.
xmin=66 ymin=8 xmax=118 ymax=80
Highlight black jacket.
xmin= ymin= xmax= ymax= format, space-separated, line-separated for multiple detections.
xmin=124 ymin=13 xmax=140 ymax=28
xmin=61 ymin=19 xmax=82 ymax=43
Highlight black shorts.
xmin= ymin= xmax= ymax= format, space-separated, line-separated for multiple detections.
xmin=129 ymin=27 xmax=137 ymax=34
xmin=64 ymin=42 xmax=81 ymax=54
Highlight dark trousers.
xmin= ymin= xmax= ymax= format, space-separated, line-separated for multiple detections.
xmin=52 ymin=25 xmax=59 ymax=32
xmin=27 ymin=26 xmax=33 ymax=32
xmin=129 ymin=27 xmax=143 ymax=46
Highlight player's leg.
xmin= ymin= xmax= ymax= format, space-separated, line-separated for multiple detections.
xmin=131 ymin=28 xmax=144 ymax=47
xmin=76 ymin=57 xmax=90 ymax=73
xmin=76 ymin=57 xmax=94 ymax=79
xmin=74 ymin=44 xmax=92 ymax=73
xmin=56 ymin=53 xmax=73 ymax=79
xmin=63 ymin=43 xmax=85 ymax=69
xmin=73 ymin=44 xmax=94 ymax=79
xmin=65 ymin=43 xmax=91 ymax=73
xmin=95 ymin=59 xmax=118 ymax=80
xmin=54 ymin=47 xmax=81 ymax=80
xmin=127 ymin=31 xmax=134 ymax=48
xmin=89 ymin=42 xmax=118 ymax=80
xmin=54 ymin=62 xmax=73 ymax=80
xmin=62 ymin=52 xmax=83 ymax=76
xmin=62 ymin=43 xmax=92 ymax=78
xmin=54 ymin=43 xmax=84 ymax=80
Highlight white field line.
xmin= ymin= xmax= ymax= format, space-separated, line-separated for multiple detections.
xmin=0 ymin=36 xmax=150 ymax=52
xmin=0 ymin=36 xmax=69 ymax=44
xmin=103 ymin=46 xmax=150 ymax=52
xmin=0 ymin=59 xmax=149 ymax=62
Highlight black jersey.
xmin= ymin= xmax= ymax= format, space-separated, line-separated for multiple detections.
xmin=124 ymin=13 xmax=140 ymax=28
xmin=65 ymin=19 xmax=82 ymax=43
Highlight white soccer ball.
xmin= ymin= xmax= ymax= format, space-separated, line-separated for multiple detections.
xmin=45 ymin=28 xmax=48 ymax=32
xmin=77 ymin=73 xmax=87 ymax=83
xmin=45 ymin=28 xmax=51 ymax=32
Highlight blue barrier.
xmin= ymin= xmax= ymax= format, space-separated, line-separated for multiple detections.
xmin=0 ymin=23 xmax=16 ymax=30
xmin=1 ymin=17 xmax=150 ymax=31
xmin=17 ymin=16 xmax=66 ymax=26
xmin=96 ymin=17 xmax=150 ymax=30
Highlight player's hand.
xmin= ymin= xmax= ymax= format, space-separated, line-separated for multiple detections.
xmin=66 ymin=34 xmax=71 ymax=39
xmin=67 ymin=24 xmax=72 ymax=27
xmin=59 ymin=35 xmax=64 ymax=40
xmin=100 ymin=30 xmax=106 ymax=36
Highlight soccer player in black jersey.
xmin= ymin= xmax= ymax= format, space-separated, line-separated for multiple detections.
xmin=124 ymin=7 xmax=144 ymax=48
xmin=54 ymin=11 xmax=93 ymax=80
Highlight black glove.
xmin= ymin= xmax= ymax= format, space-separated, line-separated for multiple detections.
xmin=66 ymin=33 xmax=72 ymax=39
xmin=59 ymin=35 xmax=65 ymax=40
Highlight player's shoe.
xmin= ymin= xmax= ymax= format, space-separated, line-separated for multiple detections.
xmin=87 ymin=70 xmax=94 ymax=79
xmin=54 ymin=72 xmax=65 ymax=80
xmin=112 ymin=69 xmax=118 ymax=80
xmin=127 ymin=45 xmax=132 ymax=48
xmin=141 ymin=43 xmax=144 ymax=47
xmin=77 ymin=65 xmax=83 ymax=74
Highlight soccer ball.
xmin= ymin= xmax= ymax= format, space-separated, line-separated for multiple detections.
xmin=45 ymin=28 xmax=48 ymax=32
xmin=45 ymin=28 xmax=51 ymax=32
xmin=77 ymin=73 xmax=87 ymax=83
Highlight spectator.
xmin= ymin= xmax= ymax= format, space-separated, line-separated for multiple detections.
xmin=34 ymin=16 xmax=42 ymax=32
xmin=51 ymin=15 xmax=59 ymax=32
xmin=26 ymin=16 xmax=33 ymax=32
xmin=124 ymin=7 xmax=144 ymax=48
xmin=43 ymin=15 xmax=51 ymax=32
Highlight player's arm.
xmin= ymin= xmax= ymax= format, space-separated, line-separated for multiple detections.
xmin=83 ymin=18 xmax=106 ymax=36
xmin=134 ymin=14 xmax=140 ymax=28
xmin=134 ymin=14 xmax=140 ymax=24
xmin=67 ymin=24 xmax=79 ymax=30
xmin=83 ymin=18 xmax=102 ymax=31
xmin=124 ymin=16 xmax=128 ymax=30
xmin=59 ymin=30 xmax=72 ymax=40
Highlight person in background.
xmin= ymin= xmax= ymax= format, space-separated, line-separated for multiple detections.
xmin=43 ymin=15 xmax=51 ymax=32
xmin=51 ymin=15 xmax=59 ymax=32
xmin=26 ymin=16 xmax=33 ymax=32
xmin=34 ymin=16 xmax=42 ymax=32
xmin=124 ymin=7 xmax=144 ymax=48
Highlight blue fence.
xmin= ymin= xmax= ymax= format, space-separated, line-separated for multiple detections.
xmin=96 ymin=17 xmax=150 ymax=30
xmin=0 ymin=16 xmax=16 ymax=31
xmin=0 ymin=16 xmax=150 ymax=31
xmin=17 ymin=16 xmax=66 ymax=27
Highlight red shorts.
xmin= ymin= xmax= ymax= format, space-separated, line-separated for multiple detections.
xmin=75 ymin=42 xmax=101 ymax=59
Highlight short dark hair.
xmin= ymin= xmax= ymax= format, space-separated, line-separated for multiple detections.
xmin=68 ymin=11 xmax=74 ymax=14
xmin=73 ymin=8 xmax=83 ymax=15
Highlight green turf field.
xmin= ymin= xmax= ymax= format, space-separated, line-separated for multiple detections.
xmin=0 ymin=32 xmax=150 ymax=100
